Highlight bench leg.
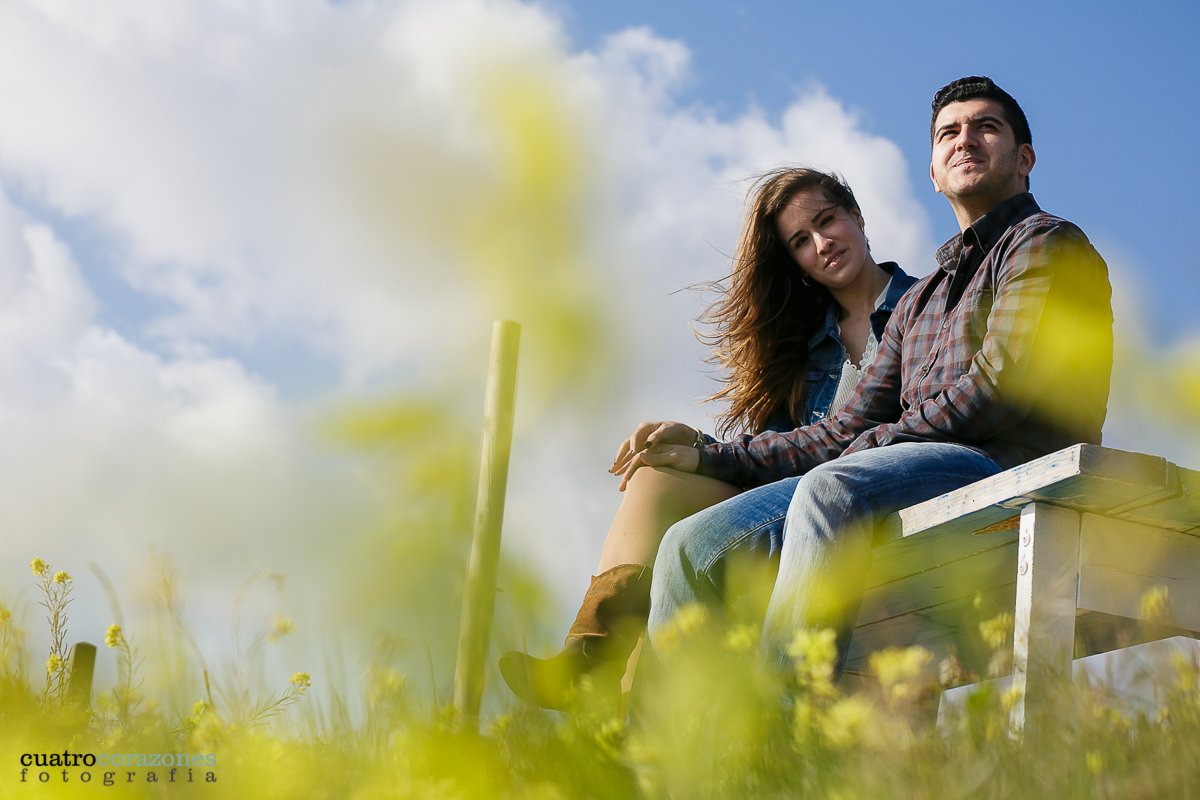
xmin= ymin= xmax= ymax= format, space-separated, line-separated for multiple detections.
xmin=1010 ymin=502 xmax=1081 ymax=731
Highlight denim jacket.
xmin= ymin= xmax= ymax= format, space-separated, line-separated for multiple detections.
xmin=762 ymin=262 xmax=917 ymax=432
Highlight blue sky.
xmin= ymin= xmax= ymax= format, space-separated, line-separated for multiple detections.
xmin=0 ymin=0 xmax=1197 ymax=710
xmin=557 ymin=0 xmax=1200 ymax=344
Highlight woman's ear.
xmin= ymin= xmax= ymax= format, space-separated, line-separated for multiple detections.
xmin=853 ymin=208 xmax=870 ymax=250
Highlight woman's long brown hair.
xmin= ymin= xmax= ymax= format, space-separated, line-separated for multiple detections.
xmin=701 ymin=167 xmax=863 ymax=438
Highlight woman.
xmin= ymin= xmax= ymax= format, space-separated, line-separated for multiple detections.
xmin=499 ymin=167 xmax=916 ymax=708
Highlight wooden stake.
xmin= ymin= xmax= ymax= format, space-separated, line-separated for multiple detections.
xmin=453 ymin=320 xmax=521 ymax=727
xmin=67 ymin=642 xmax=97 ymax=708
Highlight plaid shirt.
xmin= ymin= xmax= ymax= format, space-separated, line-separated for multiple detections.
xmin=698 ymin=193 xmax=1114 ymax=488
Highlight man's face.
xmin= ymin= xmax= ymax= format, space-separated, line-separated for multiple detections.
xmin=929 ymin=98 xmax=1034 ymax=216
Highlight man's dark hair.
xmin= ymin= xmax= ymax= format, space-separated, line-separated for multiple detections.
xmin=930 ymin=76 xmax=1032 ymax=147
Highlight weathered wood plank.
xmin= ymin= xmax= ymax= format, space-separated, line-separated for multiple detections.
xmin=939 ymin=636 xmax=1200 ymax=730
xmin=847 ymin=583 xmax=1017 ymax=678
xmin=897 ymin=445 xmax=1085 ymax=537
xmin=858 ymin=541 xmax=1017 ymax=624
xmin=848 ymin=589 xmax=1184 ymax=679
xmin=1108 ymin=464 xmax=1200 ymax=533
xmin=866 ymin=523 xmax=1018 ymax=589
xmin=1077 ymin=513 xmax=1200 ymax=633
xmin=898 ymin=445 xmax=1175 ymax=538
xmin=849 ymin=606 xmax=971 ymax=668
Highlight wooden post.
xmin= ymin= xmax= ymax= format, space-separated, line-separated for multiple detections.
xmin=67 ymin=642 xmax=97 ymax=708
xmin=453 ymin=320 xmax=521 ymax=727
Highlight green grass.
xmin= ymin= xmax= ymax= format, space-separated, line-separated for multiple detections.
xmin=3 ymin=556 xmax=1200 ymax=798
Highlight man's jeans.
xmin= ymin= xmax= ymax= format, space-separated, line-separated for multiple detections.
xmin=648 ymin=442 xmax=1003 ymax=668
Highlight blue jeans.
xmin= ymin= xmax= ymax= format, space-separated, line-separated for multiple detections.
xmin=648 ymin=442 xmax=1003 ymax=668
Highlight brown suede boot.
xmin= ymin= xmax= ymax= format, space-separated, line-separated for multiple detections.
xmin=499 ymin=563 xmax=652 ymax=710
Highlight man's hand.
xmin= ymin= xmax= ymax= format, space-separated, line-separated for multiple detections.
xmin=609 ymin=419 xmax=702 ymax=491
xmin=610 ymin=420 xmax=696 ymax=472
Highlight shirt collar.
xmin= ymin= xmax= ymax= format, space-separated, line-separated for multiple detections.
xmin=875 ymin=261 xmax=910 ymax=313
xmin=806 ymin=261 xmax=905 ymax=349
xmin=808 ymin=302 xmax=842 ymax=349
xmin=935 ymin=192 xmax=1042 ymax=273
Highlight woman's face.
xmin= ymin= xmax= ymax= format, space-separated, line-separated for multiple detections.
xmin=774 ymin=187 xmax=870 ymax=291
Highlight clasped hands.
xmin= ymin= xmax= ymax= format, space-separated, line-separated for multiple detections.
xmin=609 ymin=420 xmax=701 ymax=491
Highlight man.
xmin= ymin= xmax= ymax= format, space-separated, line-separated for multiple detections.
xmin=637 ymin=76 xmax=1114 ymax=667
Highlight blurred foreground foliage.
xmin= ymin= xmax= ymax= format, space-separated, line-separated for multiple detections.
xmin=4 ymin=559 xmax=1200 ymax=799
xmin=305 ymin=56 xmax=629 ymax=714
xmin=318 ymin=391 xmax=556 ymax=715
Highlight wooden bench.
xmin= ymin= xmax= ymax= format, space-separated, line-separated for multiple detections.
xmin=847 ymin=444 xmax=1200 ymax=728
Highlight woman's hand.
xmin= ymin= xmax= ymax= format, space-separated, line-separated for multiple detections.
xmin=609 ymin=421 xmax=702 ymax=491
xmin=610 ymin=421 xmax=696 ymax=472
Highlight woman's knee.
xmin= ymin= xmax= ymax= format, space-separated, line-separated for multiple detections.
xmin=625 ymin=466 xmax=738 ymax=519
xmin=624 ymin=465 xmax=684 ymax=497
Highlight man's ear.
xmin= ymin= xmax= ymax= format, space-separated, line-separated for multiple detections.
xmin=929 ymin=161 xmax=943 ymax=193
xmin=1018 ymin=143 xmax=1036 ymax=180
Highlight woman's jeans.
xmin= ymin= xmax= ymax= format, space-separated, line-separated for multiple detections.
xmin=647 ymin=442 xmax=1003 ymax=669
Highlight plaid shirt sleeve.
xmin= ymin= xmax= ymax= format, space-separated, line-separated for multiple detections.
xmin=843 ymin=219 xmax=1110 ymax=455
xmin=694 ymin=309 xmax=908 ymax=489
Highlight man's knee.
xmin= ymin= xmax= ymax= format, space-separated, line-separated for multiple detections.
xmin=655 ymin=512 xmax=702 ymax=571
xmin=648 ymin=516 xmax=706 ymax=635
xmin=788 ymin=461 xmax=864 ymax=515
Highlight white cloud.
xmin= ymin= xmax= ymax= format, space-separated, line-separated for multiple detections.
xmin=0 ymin=0 xmax=938 ymax=672
xmin=0 ymin=186 xmax=382 ymax=679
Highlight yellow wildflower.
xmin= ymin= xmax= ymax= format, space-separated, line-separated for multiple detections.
xmin=290 ymin=672 xmax=311 ymax=689
xmin=46 ymin=652 xmax=63 ymax=675
xmin=593 ymin=716 xmax=627 ymax=760
xmin=1000 ymin=683 xmax=1024 ymax=712
xmin=1086 ymin=751 xmax=1103 ymax=775
xmin=652 ymin=604 xmax=709 ymax=654
xmin=270 ymin=615 xmax=295 ymax=641
xmin=53 ymin=571 xmax=71 ymax=585
xmin=0 ymin=606 xmax=11 ymax=623
xmin=1090 ymin=705 xmax=1132 ymax=736
xmin=792 ymin=697 xmax=816 ymax=742
xmin=30 ymin=558 xmax=48 ymax=577
xmin=822 ymin=695 xmax=876 ymax=750
xmin=788 ymin=628 xmax=838 ymax=689
xmin=1170 ymin=652 xmax=1199 ymax=693
xmin=722 ymin=623 xmax=757 ymax=654
xmin=368 ymin=668 xmax=406 ymax=703
xmin=869 ymin=646 xmax=933 ymax=705
xmin=1139 ymin=585 xmax=1170 ymax=623
xmin=105 ymin=624 xmax=125 ymax=648
xmin=979 ymin=611 xmax=1014 ymax=651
